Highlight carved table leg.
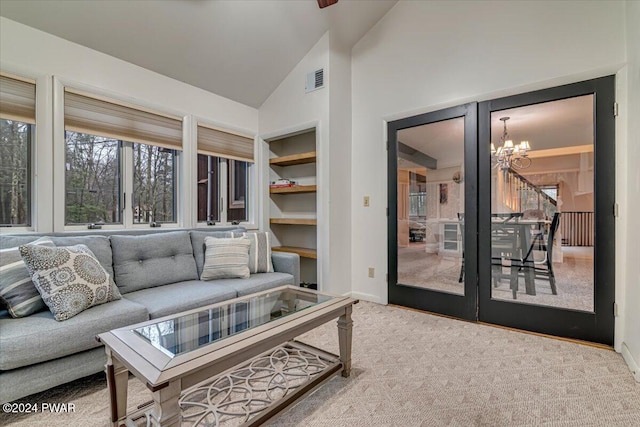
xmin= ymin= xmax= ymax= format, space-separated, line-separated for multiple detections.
xmin=106 ymin=348 xmax=129 ymax=427
xmin=337 ymin=304 xmax=353 ymax=378
xmin=150 ymin=380 xmax=182 ymax=427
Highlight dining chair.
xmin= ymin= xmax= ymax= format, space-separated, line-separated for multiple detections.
xmin=491 ymin=223 xmax=522 ymax=298
xmin=520 ymin=212 xmax=560 ymax=295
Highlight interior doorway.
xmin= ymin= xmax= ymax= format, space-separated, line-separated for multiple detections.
xmin=388 ymin=76 xmax=615 ymax=345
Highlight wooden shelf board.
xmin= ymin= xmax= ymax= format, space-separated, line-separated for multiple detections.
xmin=272 ymin=246 xmax=317 ymax=259
xmin=270 ymin=185 xmax=317 ymax=194
xmin=270 ymin=218 xmax=317 ymax=226
xmin=270 ymin=151 xmax=317 ymax=166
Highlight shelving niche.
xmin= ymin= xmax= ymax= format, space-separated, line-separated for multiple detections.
xmin=267 ymin=129 xmax=318 ymax=286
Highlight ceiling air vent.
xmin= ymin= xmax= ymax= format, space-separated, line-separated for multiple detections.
xmin=305 ymin=68 xmax=324 ymax=93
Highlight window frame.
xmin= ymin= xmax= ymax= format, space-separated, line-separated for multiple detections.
xmin=53 ymin=78 xmax=185 ymax=232
xmin=0 ymin=70 xmax=53 ymax=234
xmin=194 ymin=118 xmax=257 ymax=229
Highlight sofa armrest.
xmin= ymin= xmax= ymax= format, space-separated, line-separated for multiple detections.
xmin=271 ymin=252 xmax=300 ymax=286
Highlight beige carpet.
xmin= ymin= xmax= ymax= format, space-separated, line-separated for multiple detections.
xmin=2 ymin=302 xmax=639 ymax=426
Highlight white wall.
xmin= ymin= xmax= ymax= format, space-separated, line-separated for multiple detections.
xmin=621 ymin=0 xmax=640 ymax=381
xmin=0 ymin=17 xmax=258 ymax=231
xmin=258 ymin=31 xmax=353 ymax=296
xmin=327 ymin=33 xmax=352 ymax=297
xmin=258 ymin=33 xmax=332 ymax=290
xmin=350 ymin=1 xmax=628 ymax=309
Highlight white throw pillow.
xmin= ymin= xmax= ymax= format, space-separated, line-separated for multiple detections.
xmin=227 ymin=231 xmax=274 ymax=274
xmin=201 ymin=237 xmax=251 ymax=280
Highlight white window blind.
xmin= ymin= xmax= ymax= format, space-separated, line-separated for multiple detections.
xmin=64 ymin=89 xmax=182 ymax=150
xmin=0 ymin=74 xmax=36 ymax=124
xmin=197 ymin=124 xmax=254 ymax=162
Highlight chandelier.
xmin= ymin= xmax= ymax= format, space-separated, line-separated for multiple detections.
xmin=491 ymin=117 xmax=531 ymax=170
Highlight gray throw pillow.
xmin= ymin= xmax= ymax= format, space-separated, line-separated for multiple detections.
xmin=19 ymin=244 xmax=122 ymax=321
xmin=201 ymin=237 xmax=251 ymax=280
xmin=228 ymin=231 xmax=274 ymax=274
xmin=0 ymin=237 xmax=54 ymax=318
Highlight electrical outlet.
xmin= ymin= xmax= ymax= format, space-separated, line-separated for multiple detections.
xmin=368 ymin=267 xmax=375 ymax=278
xmin=364 ymin=196 xmax=370 ymax=207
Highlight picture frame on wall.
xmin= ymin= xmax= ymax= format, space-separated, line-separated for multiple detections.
xmin=439 ymin=183 xmax=448 ymax=204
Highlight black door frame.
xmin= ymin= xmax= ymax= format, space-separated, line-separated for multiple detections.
xmin=388 ymin=102 xmax=478 ymax=321
xmin=478 ymin=76 xmax=616 ymax=345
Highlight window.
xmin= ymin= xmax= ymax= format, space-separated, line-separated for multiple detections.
xmin=64 ymin=88 xmax=182 ymax=227
xmin=197 ymin=124 xmax=254 ymax=224
xmin=133 ymin=144 xmax=176 ymax=223
xmin=541 ymin=185 xmax=558 ymax=202
xmin=65 ymin=132 xmax=121 ymax=224
xmin=227 ymin=159 xmax=248 ymax=222
xmin=196 ymin=155 xmax=250 ymax=224
xmin=197 ymin=154 xmax=219 ymax=223
xmin=0 ymin=74 xmax=36 ymax=227
xmin=0 ymin=119 xmax=32 ymax=226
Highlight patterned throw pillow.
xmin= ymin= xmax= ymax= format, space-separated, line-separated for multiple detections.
xmin=201 ymin=237 xmax=251 ymax=280
xmin=0 ymin=237 xmax=54 ymax=318
xmin=19 ymin=244 xmax=122 ymax=321
xmin=228 ymin=231 xmax=274 ymax=274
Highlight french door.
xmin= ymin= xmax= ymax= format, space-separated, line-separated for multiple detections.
xmin=388 ymin=103 xmax=478 ymax=320
xmin=478 ymin=76 xmax=615 ymax=345
xmin=388 ymin=76 xmax=615 ymax=345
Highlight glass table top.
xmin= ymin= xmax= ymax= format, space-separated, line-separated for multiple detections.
xmin=133 ymin=288 xmax=333 ymax=357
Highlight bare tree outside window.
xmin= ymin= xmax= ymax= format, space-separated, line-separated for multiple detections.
xmin=65 ymin=131 xmax=121 ymax=224
xmin=0 ymin=119 xmax=31 ymax=226
xmin=133 ymin=144 xmax=176 ymax=223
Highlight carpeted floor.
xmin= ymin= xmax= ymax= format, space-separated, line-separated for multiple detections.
xmin=2 ymin=302 xmax=638 ymax=426
xmin=398 ymin=243 xmax=594 ymax=312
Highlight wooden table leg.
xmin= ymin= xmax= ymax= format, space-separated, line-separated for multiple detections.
xmin=150 ymin=380 xmax=182 ymax=427
xmin=337 ymin=305 xmax=353 ymax=378
xmin=105 ymin=348 xmax=129 ymax=427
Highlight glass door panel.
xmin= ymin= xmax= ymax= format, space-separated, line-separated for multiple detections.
xmin=489 ymin=95 xmax=595 ymax=312
xmin=397 ymin=117 xmax=465 ymax=295
xmin=388 ymin=103 xmax=477 ymax=321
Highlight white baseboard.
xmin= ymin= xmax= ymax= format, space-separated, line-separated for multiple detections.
xmin=621 ymin=342 xmax=640 ymax=382
xmin=344 ymin=291 xmax=384 ymax=305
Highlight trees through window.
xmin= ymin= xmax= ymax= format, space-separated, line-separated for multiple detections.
xmin=0 ymin=119 xmax=31 ymax=226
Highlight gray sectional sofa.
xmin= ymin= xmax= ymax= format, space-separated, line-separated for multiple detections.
xmin=0 ymin=227 xmax=299 ymax=404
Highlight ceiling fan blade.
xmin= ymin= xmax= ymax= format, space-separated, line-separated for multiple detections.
xmin=318 ymin=0 xmax=339 ymax=9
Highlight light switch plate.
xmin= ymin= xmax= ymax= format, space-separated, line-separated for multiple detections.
xmin=364 ymin=196 xmax=370 ymax=207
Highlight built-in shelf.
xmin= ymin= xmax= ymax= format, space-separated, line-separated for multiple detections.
xmin=272 ymin=246 xmax=317 ymax=259
xmin=270 ymin=218 xmax=317 ymax=226
xmin=269 ymin=185 xmax=317 ymax=194
xmin=269 ymin=151 xmax=317 ymax=166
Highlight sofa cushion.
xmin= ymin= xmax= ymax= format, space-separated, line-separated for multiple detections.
xmin=20 ymin=244 xmax=122 ymax=321
xmin=0 ymin=237 xmax=54 ymax=318
xmin=123 ymin=280 xmax=237 ymax=319
xmin=111 ymin=231 xmax=198 ymax=294
xmin=214 ymin=272 xmax=294 ymax=297
xmin=0 ymin=298 xmax=148 ymax=370
xmin=201 ymin=237 xmax=251 ymax=280
xmin=190 ymin=229 xmax=244 ymax=277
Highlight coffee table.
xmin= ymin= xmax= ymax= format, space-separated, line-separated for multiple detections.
xmin=97 ymin=286 xmax=358 ymax=426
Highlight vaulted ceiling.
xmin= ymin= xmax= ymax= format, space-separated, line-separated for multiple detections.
xmin=0 ymin=0 xmax=397 ymax=108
